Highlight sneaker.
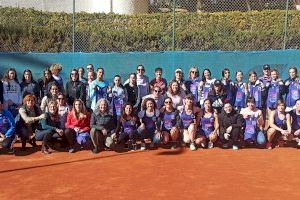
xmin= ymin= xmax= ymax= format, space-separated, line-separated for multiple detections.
xmin=68 ymin=147 xmax=75 ymax=153
xmin=7 ymin=148 xmax=15 ymax=154
xmin=297 ymin=141 xmax=300 ymax=147
xmin=224 ymin=133 xmax=230 ymax=140
xmin=140 ymin=143 xmax=146 ymax=151
xmin=92 ymin=147 xmax=100 ymax=154
xmin=190 ymin=143 xmax=196 ymax=151
xmin=266 ymin=142 xmax=272 ymax=150
xmin=200 ymin=142 xmax=206 ymax=148
xmin=232 ymin=145 xmax=239 ymax=150
xmin=208 ymin=141 xmax=214 ymax=149
xmin=171 ymin=143 xmax=177 ymax=149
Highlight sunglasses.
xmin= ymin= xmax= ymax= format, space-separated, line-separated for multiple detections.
xmin=154 ymin=90 xmax=161 ymax=93
xmin=57 ymin=98 xmax=64 ymax=100
xmin=191 ymin=71 xmax=198 ymax=74
xmin=165 ymin=101 xmax=172 ymax=104
xmin=137 ymin=68 xmax=144 ymax=71
xmin=87 ymin=67 xmax=93 ymax=70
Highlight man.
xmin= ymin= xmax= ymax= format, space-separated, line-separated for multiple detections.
xmin=86 ymin=64 xmax=94 ymax=73
xmin=142 ymin=86 xmax=165 ymax=110
xmin=150 ymin=67 xmax=168 ymax=95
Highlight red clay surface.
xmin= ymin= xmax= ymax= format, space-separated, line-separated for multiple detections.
xmin=1 ymin=146 xmax=300 ymax=200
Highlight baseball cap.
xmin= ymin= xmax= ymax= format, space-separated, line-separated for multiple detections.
xmin=175 ymin=68 xmax=183 ymax=73
xmin=263 ymin=64 xmax=270 ymax=70
xmin=214 ymin=80 xmax=222 ymax=86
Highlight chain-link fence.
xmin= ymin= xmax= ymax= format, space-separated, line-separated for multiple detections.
xmin=0 ymin=0 xmax=299 ymax=52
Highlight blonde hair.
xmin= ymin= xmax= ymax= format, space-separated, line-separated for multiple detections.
xmin=50 ymin=64 xmax=62 ymax=74
xmin=72 ymin=99 xmax=87 ymax=119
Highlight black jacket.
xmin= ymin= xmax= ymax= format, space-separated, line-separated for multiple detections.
xmin=219 ymin=109 xmax=244 ymax=134
xmin=65 ymin=80 xmax=86 ymax=106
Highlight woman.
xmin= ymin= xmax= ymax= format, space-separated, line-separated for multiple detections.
xmin=124 ymin=73 xmax=140 ymax=109
xmin=138 ymin=98 xmax=161 ymax=150
xmin=240 ymin=97 xmax=265 ymax=147
xmin=86 ymin=70 xmax=96 ymax=110
xmin=37 ymin=101 xmax=64 ymax=154
xmin=65 ymin=99 xmax=91 ymax=153
xmin=208 ymin=80 xmax=227 ymax=113
xmin=37 ymin=68 xmax=57 ymax=98
xmin=40 ymin=83 xmax=59 ymax=112
xmin=285 ymin=67 xmax=300 ymax=111
xmin=266 ymin=69 xmax=284 ymax=111
xmin=173 ymin=68 xmax=186 ymax=92
xmin=65 ymin=69 xmax=86 ymax=106
xmin=50 ymin=64 xmax=64 ymax=92
xmin=221 ymin=68 xmax=235 ymax=105
xmin=234 ymin=71 xmax=248 ymax=111
xmin=160 ymin=97 xmax=181 ymax=149
xmin=266 ymin=100 xmax=292 ymax=149
xmin=290 ymin=99 xmax=300 ymax=147
xmin=2 ymin=68 xmax=22 ymax=117
xmin=111 ymin=75 xmax=127 ymax=119
xmin=166 ymin=80 xmax=186 ymax=108
xmin=142 ymin=86 xmax=165 ymax=110
xmin=116 ymin=103 xmax=138 ymax=151
xmin=184 ymin=66 xmax=201 ymax=102
xmin=199 ymin=69 xmax=216 ymax=106
xmin=20 ymin=69 xmax=41 ymax=101
xmin=56 ymin=93 xmax=70 ymax=130
xmin=248 ymin=71 xmax=265 ymax=109
xmin=178 ymin=94 xmax=202 ymax=151
xmin=78 ymin=67 xmax=87 ymax=83
xmin=136 ymin=64 xmax=150 ymax=99
xmin=17 ymin=94 xmax=45 ymax=150
xmin=198 ymin=99 xmax=219 ymax=149
xmin=90 ymin=99 xmax=116 ymax=154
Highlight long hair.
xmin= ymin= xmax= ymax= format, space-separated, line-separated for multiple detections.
xmin=72 ymin=99 xmax=88 ymax=120
xmin=168 ymin=80 xmax=181 ymax=95
xmin=202 ymin=68 xmax=211 ymax=83
xmin=42 ymin=68 xmax=55 ymax=85
xmin=3 ymin=68 xmax=19 ymax=83
xmin=22 ymin=69 xmax=35 ymax=83
xmin=141 ymin=98 xmax=157 ymax=111
xmin=120 ymin=103 xmax=137 ymax=122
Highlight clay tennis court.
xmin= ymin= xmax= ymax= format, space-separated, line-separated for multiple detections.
xmin=1 ymin=145 xmax=300 ymax=200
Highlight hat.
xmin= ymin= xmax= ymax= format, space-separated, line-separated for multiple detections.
xmin=175 ymin=68 xmax=183 ymax=73
xmin=214 ymin=80 xmax=222 ymax=86
xmin=263 ymin=64 xmax=270 ymax=70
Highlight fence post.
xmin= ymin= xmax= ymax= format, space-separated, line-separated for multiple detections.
xmin=72 ymin=0 xmax=76 ymax=52
xmin=283 ymin=0 xmax=290 ymax=50
xmin=172 ymin=0 xmax=176 ymax=51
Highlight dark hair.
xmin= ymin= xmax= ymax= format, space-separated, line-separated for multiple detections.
xmin=22 ymin=69 xmax=34 ymax=82
xmin=248 ymin=70 xmax=257 ymax=77
xmin=142 ymin=97 xmax=157 ymax=111
xmin=289 ymin=67 xmax=298 ymax=75
xmin=97 ymin=67 xmax=104 ymax=72
xmin=87 ymin=64 xmax=94 ymax=69
xmin=113 ymin=74 xmax=124 ymax=88
xmin=202 ymin=68 xmax=212 ymax=83
xmin=120 ymin=103 xmax=137 ymax=122
xmin=69 ymin=68 xmax=79 ymax=80
xmin=3 ymin=68 xmax=19 ymax=83
xmin=78 ymin=67 xmax=85 ymax=74
xmin=168 ymin=80 xmax=181 ymax=95
xmin=155 ymin=67 xmax=162 ymax=73
xmin=185 ymin=93 xmax=194 ymax=101
xmin=246 ymin=96 xmax=256 ymax=104
xmin=42 ymin=68 xmax=54 ymax=84
xmin=47 ymin=82 xmax=59 ymax=99
xmin=203 ymin=98 xmax=213 ymax=113
xmin=136 ymin=64 xmax=145 ymax=71
xmin=222 ymin=68 xmax=230 ymax=78
xmin=276 ymin=100 xmax=285 ymax=108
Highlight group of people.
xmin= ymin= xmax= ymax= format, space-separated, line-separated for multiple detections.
xmin=1 ymin=63 xmax=300 ymax=155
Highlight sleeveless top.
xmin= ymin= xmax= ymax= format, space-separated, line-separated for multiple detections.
xmin=180 ymin=109 xmax=195 ymax=129
xmin=201 ymin=113 xmax=215 ymax=137
xmin=274 ymin=112 xmax=287 ymax=130
xmin=161 ymin=110 xmax=177 ymax=131
xmin=234 ymin=82 xmax=246 ymax=108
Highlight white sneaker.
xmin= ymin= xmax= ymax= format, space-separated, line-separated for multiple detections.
xmin=224 ymin=133 xmax=230 ymax=140
xmin=200 ymin=142 xmax=206 ymax=148
xmin=190 ymin=143 xmax=196 ymax=151
xmin=232 ymin=145 xmax=239 ymax=150
xmin=208 ymin=141 xmax=214 ymax=149
xmin=140 ymin=143 xmax=146 ymax=151
xmin=297 ymin=141 xmax=300 ymax=147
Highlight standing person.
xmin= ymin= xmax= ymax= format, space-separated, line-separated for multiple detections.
xmin=184 ymin=66 xmax=201 ymax=102
xmin=89 ymin=67 xmax=110 ymax=111
xmin=266 ymin=100 xmax=292 ymax=149
xmin=90 ymin=99 xmax=116 ymax=154
xmin=160 ymin=97 xmax=181 ymax=149
xmin=136 ymin=65 xmax=150 ymax=99
xmin=86 ymin=64 xmax=94 ymax=73
xmin=208 ymin=80 xmax=227 ymax=114
xmin=65 ymin=69 xmax=86 ymax=106
xmin=290 ymin=99 xmax=300 ymax=147
xmin=20 ymin=69 xmax=41 ymax=102
xmin=2 ymin=68 xmax=22 ymax=117
xmin=198 ymin=99 xmax=219 ymax=149
xmin=150 ymin=67 xmax=168 ymax=95
xmin=259 ymin=65 xmax=272 ymax=119
xmin=234 ymin=70 xmax=248 ymax=111
xmin=0 ymin=100 xmax=16 ymax=153
xmin=40 ymin=83 xmax=59 ymax=112
xmin=78 ymin=67 xmax=87 ymax=84
xmin=124 ymin=73 xmax=140 ymax=110
xmin=110 ymin=75 xmax=127 ymax=120
xmin=116 ymin=103 xmax=139 ymax=151
xmin=285 ymin=67 xmax=300 ymax=111
xmin=138 ymin=98 xmax=161 ymax=150
xmin=248 ymin=71 xmax=265 ymax=109
xmin=199 ymin=69 xmax=216 ymax=106
xmin=240 ymin=97 xmax=266 ymax=147
xmin=142 ymin=86 xmax=165 ymax=110
xmin=86 ymin=70 xmax=96 ymax=110
xmin=219 ymin=101 xmax=244 ymax=150
xmin=266 ymin=69 xmax=284 ymax=113
xmin=173 ymin=68 xmax=187 ymax=92
xmin=65 ymin=99 xmax=91 ymax=153
xmin=166 ymin=80 xmax=186 ymax=108
xmin=50 ymin=64 xmax=64 ymax=92
xmin=221 ymin=68 xmax=235 ymax=105
xmin=37 ymin=68 xmax=57 ymax=98
xmin=17 ymin=94 xmax=45 ymax=150
xmin=178 ymin=94 xmax=202 ymax=151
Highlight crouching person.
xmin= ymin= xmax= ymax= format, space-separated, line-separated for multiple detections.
xmin=90 ymin=99 xmax=116 ymax=154
xmin=219 ymin=101 xmax=244 ymax=150
xmin=0 ymin=100 xmax=16 ymax=153
xmin=65 ymin=99 xmax=91 ymax=153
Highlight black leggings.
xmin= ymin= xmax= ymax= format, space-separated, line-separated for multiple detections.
xmin=220 ymin=127 xmax=242 ymax=146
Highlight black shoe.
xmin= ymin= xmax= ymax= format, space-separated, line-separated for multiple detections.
xmin=29 ymin=138 xmax=38 ymax=147
xmin=92 ymin=147 xmax=100 ymax=154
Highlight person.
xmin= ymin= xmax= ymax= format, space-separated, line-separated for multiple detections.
xmin=65 ymin=99 xmax=91 ymax=153
xmin=285 ymin=67 xmax=300 ymax=111
xmin=248 ymin=71 xmax=265 ymax=109
xmin=0 ymin=80 xmax=3 ymax=105
xmin=78 ymin=67 xmax=88 ymax=83
xmin=178 ymin=94 xmax=202 ymax=151
xmin=86 ymin=70 xmax=96 ymax=110
xmin=40 ymin=83 xmax=59 ymax=112
xmin=124 ymin=73 xmax=140 ymax=110
xmin=90 ymin=99 xmax=116 ymax=154
xmin=20 ymin=69 xmax=41 ymax=102
xmin=198 ymin=99 xmax=219 ymax=149
xmin=89 ymin=67 xmax=110 ymax=111
xmin=219 ymin=101 xmax=244 ymax=150
xmin=234 ymin=70 xmax=248 ymax=111
xmin=37 ymin=68 xmax=57 ymax=98
xmin=136 ymin=64 xmax=150 ymax=99
xmin=240 ymin=97 xmax=266 ymax=147
xmin=37 ymin=101 xmax=64 ymax=154
xmin=17 ymin=94 xmax=45 ymax=150
xmin=266 ymin=100 xmax=292 ymax=150
xmin=2 ymin=68 xmax=22 ymax=117
xmin=208 ymin=80 xmax=227 ymax=113
xmin=290 ymin=99 xmax=300 ymax=147
xmin=259 ymin=64 xmax=272 ymax=110
xmin=199 ymin=68 xmax=216 ymax=106
xmin=86 ymin=64 xmax=94 ymax=73
xmin=159 ymin=97 xmax=181 ymax=149
xmin=138 ymin=98 xmax=161 ymax=150
xmin=50 ymin=64 xmax=64 ymax=92
xmin=184 ymin=66 xmax=201 ymax=102
xmin=65 ymin=69 xmax=86 ymax=106
xmin=142 ymin=86 xmax=165 ymax=110
xmin=110 ymin=75 xmax=127 ymax=120
xmin=150 ymin=67 xmax=168 ymax=95
xmin=0 ymin=100 xmax=16 ymax=153
xmin=56 ymin=93 xmax=70 ymax=130
xmin=166 ymin=80 xmax=186 ymax=108
xmin=221 ymin=68 xmax=235 ymax=105
xmin=173 ymin=68 xmax=186 ymax=92
xmin=116 ymin=103 xmax=139 ymax=151
xmin=266 ymin=69 xmax=284 ymax=113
